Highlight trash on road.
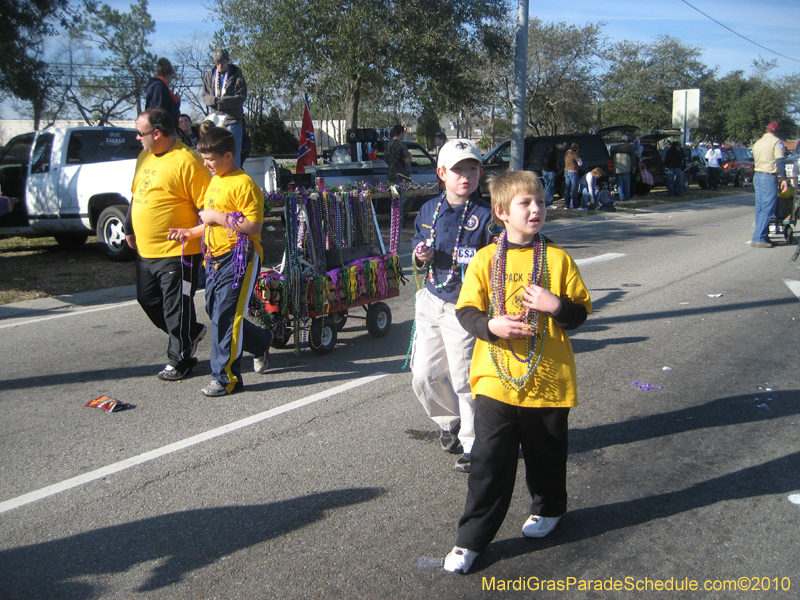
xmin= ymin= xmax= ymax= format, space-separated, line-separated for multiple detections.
xmin=663 ymin=366 xmax=673 ymax=371
xmin=84 ymin=396 xmax=135 ymax=412
xmin=706 ymin=293 xmax=723 ymax=298
xmin=632 ymin=381 xmax=663 ymax=390
xmin=417 ymin=557 xmax=444 ymax=568
xmin=788 ymin=494 xmax=800 ymax=505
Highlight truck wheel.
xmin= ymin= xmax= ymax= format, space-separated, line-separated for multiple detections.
xmin=54 ymin=232 xmax=89 ymax=247
xmin=97 ymin=206 xmax=135 ymax=262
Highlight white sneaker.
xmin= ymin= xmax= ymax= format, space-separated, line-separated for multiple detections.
xmin=522 ymin=515 xmax=561 ymax=538
xmin=253 ymin=350 xmax=271 ymax=374
xmin=443 ymin=546 xmax=479 ymax=574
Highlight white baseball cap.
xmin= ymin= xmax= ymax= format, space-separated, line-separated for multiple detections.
xmin=437 ymin=139 xmax=482 ymax=170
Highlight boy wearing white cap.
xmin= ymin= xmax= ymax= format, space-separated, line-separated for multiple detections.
xmin=411 ymin=140 xmax=493 ymax=472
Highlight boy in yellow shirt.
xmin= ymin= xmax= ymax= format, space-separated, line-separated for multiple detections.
xmin=443 ymin=170 xmax=592 ymax=574
xmin=168 ymin=128 xmax=272 ymax=396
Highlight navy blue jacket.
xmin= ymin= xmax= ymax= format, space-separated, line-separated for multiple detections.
xmin=412 ymin=194 xmax=493 ymax=304
xmin=144 ymin=77 xmax=180 ymax=129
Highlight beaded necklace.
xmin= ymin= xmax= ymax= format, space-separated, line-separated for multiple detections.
xmin=426 ymin=193 xmax=472 ymax=291
xmin=201 ymin=211 xmax=249 ymax=289
xmin=488 ymin=231 xmax=550 ymax=390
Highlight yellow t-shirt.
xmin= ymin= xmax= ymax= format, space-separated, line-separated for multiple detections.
xmin=203 ymin=169 xmax=264 ymax=261
xmin=456 ymin=241 xmax=592 ymax=407
xmin=131 ymin=140 xmax=211 ymax=258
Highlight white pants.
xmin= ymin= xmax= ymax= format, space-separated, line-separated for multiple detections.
xmin=410 ymin=288 xmax=477 ymax=453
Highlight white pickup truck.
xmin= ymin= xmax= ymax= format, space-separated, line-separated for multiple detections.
xmin=0 ymin=126 xmax=281 ymax=261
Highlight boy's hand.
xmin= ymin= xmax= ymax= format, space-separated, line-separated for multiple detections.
xmin=488 ymin=314 xmax=537 ymax=340
xmin=167 ymin=228 xmax=191 ymax=242
xmin=522 ymin=284 xmax=562 ymax=315
xmin=414 ymin=242 xmax=434 ymax=263
xmin=199 ymin=209 xmax=224 ymax=226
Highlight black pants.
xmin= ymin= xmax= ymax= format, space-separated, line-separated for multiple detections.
xmin=455 ymin=395 xmax=570 ymax=553
xmin=708 ymin=167 xmax=720 ymax=189
xmin=136 ymin=253 xmax=203 ymax=371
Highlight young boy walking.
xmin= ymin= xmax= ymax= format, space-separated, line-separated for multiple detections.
xmin=443 ymin=170 xmax=592 ymax=574
xmin=411 ymin=139 xmax=493 ymax=472
xmin=167 ymin=127 xmax=272 ymax=397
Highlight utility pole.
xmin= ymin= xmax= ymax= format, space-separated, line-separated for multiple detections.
xmin=509 ymin=0 xmax=528 ymax=171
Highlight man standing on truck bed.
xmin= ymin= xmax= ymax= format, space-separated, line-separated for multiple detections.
xmin=125 ymin=107 xmax=212 ymax=381
xmin=202 ymin=49 xmax=248 ymax=168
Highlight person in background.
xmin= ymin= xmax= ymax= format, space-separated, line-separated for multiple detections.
xmin=563 ymin=142 xmax=581 ymax=209
xmin=664 ymin=140 xmax=686 ymax=197
xmin=433 ymin=132 xmax=448 ymax=158
xmin=178 ymin=114 xmax=199 ymax=148
xmin=144 ymin=58 xmax=181 ymax=129
xmin=202 ymin=49 xmax=247 ymax=168
xmin=705 ymin=144 xmax=723 ymax=190
xmin=542 ymin=140 xmax=566 ymax=208
xmin=611 ymin=135 xmax=636 ymax=201
xmin=199 ymin=120 xmax=216 ymax=139
xmin=580 ymin=167 xmax=603 ymax=210
xmin=751 ymin=121 xmax=789 ymax=248
xmin=633 ymin=137 xmax=644 ymax=158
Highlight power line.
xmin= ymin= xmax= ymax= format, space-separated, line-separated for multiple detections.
xmin=680 ymin=0 xmax=800 ymax=64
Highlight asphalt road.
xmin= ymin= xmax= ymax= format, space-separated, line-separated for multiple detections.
xmin=1 ymin=193 xmax=799 ymax=599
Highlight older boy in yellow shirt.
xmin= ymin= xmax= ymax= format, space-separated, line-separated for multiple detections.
xmin=168 ymin=128 xmax=272 ymax=396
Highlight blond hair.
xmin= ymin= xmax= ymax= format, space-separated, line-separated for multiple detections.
xmin=487 ymin=170 xmax=543 ymax=225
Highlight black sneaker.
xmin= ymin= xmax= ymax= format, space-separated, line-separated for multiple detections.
xmin=440 ymin=424 xmax=461 ymax=453
xmin=158 ymin=361 xmax=195 ymax=381
xmin=454 ymin=453 xmax=471 ymax=473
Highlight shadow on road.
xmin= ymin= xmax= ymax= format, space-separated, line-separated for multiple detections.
xmin=0 ymin=487 xmax=386 ymax=599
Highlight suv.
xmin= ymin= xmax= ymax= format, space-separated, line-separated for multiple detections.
xmin=479 ymin=134 xmax=612 ymax=198
xmin=720 ymin=146 xmax=754 ymax=187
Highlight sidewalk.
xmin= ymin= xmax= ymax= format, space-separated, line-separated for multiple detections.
xmin=0 ymin=285 xmax=136 ymax=322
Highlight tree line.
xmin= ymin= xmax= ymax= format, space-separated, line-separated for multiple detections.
xmin=3 ymin=0 xmax=799 ymax=154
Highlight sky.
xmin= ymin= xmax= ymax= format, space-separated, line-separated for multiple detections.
xmin=135 ymin=0 xmax=800 ymax=78
xmin=4 ymin=0 xmax=800 ymax=121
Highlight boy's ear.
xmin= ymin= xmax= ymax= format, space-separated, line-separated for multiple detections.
xmin=493 ymin=204 xmax=508 ymax=223
xmin=225 ymin=151 xmax=235 ymax=162
xmin=436 ymin=165 xmax=446 ymax=181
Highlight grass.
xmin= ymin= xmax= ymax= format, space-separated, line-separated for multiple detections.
xmin=0 ymin=185 xmax=752 ymax=306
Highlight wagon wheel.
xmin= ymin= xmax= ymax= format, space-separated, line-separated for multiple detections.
xmin=366 ymin=302 xmax=392 ymax=338
xmin=310 ymin=317 xmax=337 ymax=355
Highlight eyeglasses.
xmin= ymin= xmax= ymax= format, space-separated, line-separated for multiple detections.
xmin=137 ymin=129 xmax=156 ymax=137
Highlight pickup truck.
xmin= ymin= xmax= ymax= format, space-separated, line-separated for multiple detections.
xmin=0 ymin=127 xmax=141 ymax=260
xmin=0 ymin=127 xmax=281 ymax=261
xmin=294 ymin=141 xmax=440 ymax=213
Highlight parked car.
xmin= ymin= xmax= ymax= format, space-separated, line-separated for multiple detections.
xmin=719 ymin=146 xmax=754 ymax=187
xmin=479 ymin=133 xmax=613 ymax=198
xmin=785 ymin=144 xmax=799 ymax=185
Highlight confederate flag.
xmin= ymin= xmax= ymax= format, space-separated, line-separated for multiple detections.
xmin=296 ymin=95 xmax=317 ymax=174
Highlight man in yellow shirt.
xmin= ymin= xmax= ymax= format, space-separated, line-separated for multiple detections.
xmin=125 ymin=107 xmax=212 ymax=380
xmin=751 ymin=121 xmax=789 ymax=248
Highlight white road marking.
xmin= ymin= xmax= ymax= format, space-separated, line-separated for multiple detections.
xmin=0 ymin=373 xmax=388 ymax=515
xmin=782 ymin=278 xmax=800 ymax=300
xmin=575 ymin=253 xmax=627 ymax=266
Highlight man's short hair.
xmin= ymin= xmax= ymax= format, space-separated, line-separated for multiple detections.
xmin=487 ymin=170 xmax=543 ymax=226
xmin=156 ymin=57 xmax=175 ymax=78
xmin=142 ymin=107 xmax=175 ymax=137
xmin=391 ymin=124 xmax=405 ymax=138
xmin=197 ymin=126 xmax=236 ymax=156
